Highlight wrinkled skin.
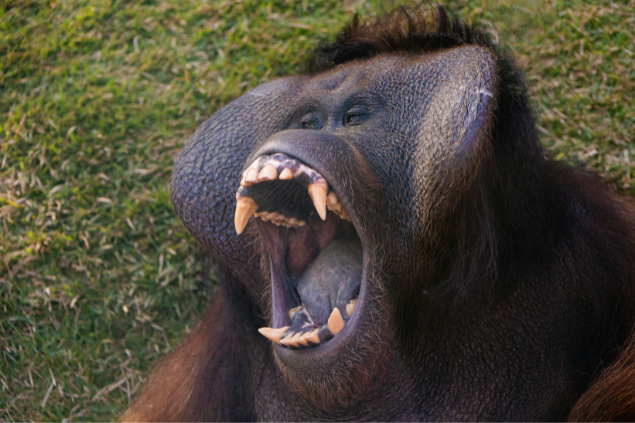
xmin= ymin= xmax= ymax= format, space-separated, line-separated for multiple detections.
xmin=124 ymin=11 xmax=635 ymax=422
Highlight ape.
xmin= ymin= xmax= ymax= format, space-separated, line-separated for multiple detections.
xmin=124 ymin=6 xmax=635 ymax=421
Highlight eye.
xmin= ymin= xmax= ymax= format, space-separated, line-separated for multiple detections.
xmin=344 ymin=109 xmax=366 ymax=126
xmin=299 ymin=113 xmax=322 ymax=130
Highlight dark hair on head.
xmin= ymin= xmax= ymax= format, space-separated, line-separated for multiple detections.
xmin=306 ymin=4 xmax=496 ymax=73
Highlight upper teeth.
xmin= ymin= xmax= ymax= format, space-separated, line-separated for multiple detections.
xmin=326 ymin=192 xmax=350 ymax=221
xmin=234 ymin=153 xmax=349 ymax=234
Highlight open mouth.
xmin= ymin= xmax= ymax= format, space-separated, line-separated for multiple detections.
xmin=234 ymin=153 xmax=361 ymax=349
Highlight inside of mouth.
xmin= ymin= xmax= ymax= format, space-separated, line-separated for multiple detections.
xmin=241 ymin=155 xmax=362 ymax=349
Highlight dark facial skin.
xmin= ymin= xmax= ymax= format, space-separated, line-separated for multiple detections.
xmin=125 ymin=8 xmax=635 ymax=422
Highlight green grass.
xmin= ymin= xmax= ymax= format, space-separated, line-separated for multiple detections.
xmin=1 ymin=0 xmax=633 ymax=420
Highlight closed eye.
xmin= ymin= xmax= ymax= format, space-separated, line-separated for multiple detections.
xmin=344 ymin=109 xmax=367 ymax=126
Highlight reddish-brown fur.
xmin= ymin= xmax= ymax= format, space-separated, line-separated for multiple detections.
xmin=569 ymin=319 xmax=635 ymax=422
xmin=122 ymin=292 xmax=258 ymax=421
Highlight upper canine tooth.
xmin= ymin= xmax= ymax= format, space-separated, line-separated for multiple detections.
xmin=258 ymin=326 xmax=290 ymax=344
xmin=279 ymin=168 xmax=294 ymax=180
xmin=234 ymin=197 xmax=258 ymax=235
xmin=328 ymin=307 xmax=345 ymax=335
xmin=308 ymin=184 xmax=327 ymax=220
xmin=258 ymin=164 xmax=277 ymax=181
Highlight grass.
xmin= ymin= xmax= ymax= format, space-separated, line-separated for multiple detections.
xmin=1 ymin=0 xmax=633 ymax=420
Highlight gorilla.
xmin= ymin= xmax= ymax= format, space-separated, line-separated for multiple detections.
xmin=124 ymin=5 xmax=635 ymax=421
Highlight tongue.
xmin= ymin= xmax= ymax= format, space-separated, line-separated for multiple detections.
xmin=296 ymin=237 xmax=363 ymax=325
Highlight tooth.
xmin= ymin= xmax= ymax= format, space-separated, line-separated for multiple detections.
xmin=244 ymin=168 xmax=259 ymax=185
xmin=326 ymin=192 xmax=338 ymax=206
xmin=298 ymin=220 xmax=306 ymax=227
xmin=346 ymin=300 xmax=357 ymax=317
xmin=327 ymin=307 xmax=345 ymax=335
xmin=281 ymin=332 xmax=299 ymax=347
xmin=289 ymin=217 xmax=298 ymax=225
xmin=297 ymin=333 xmax=310 ymax=346
xmin=234 ymin=197 xmax=258 ymax=235
xmin=302 ymin=328 xmax=320 ymax=345
xmin=308 ymin=184 xmax=327 ymax=220
xmin=279 ymin=168 xmax=294 ymax=180
xmin=280 ymin=331 xmax=294 ymax=344
xmin=258 ymin=326 xmax=289 ymax=344
xmin=258 ymin=164 xmax=277 ymax=181
xmin=287 ymin=333 xmax=303 ymax=347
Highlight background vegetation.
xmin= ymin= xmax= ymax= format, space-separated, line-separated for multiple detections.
xmin=1 ymin=0 xmax=633 ymax=420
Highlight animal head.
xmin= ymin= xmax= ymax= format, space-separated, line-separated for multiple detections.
xmin=170 ymin=5 xmax=544 ymax=408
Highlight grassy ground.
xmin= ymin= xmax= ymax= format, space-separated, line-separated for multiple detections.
xmin=1 ymin=0 xmax=633 ymax=420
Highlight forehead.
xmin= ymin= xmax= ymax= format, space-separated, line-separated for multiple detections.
xmin=301 ymin=45 xmax=495 ymax=99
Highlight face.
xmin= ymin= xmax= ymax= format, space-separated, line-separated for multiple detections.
xmin=171 ymin=45 xmax=496 ymax=407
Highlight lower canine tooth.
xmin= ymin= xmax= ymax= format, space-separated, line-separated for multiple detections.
xmin=328 ymin=308 xmax=345 ymax=335
xmin=234 ymin=197 xmax=258 ymax=235
xmin=308 ymin=184 xmax=327 ymax=220
xmin=258 ymin=326 xmax=289 ymax=344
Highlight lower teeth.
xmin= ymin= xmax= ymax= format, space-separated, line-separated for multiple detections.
xmin=259 ymin=297 xmax=358 ymax=348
